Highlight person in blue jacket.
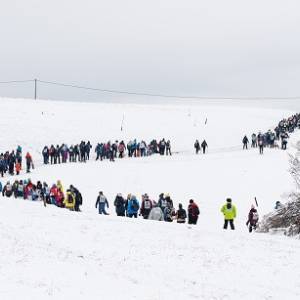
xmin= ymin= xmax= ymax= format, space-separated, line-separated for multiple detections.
xmin=127 ymin=195 xmax=140 ymax=218
xmin=0 ymin=181 xmax=2 ymax=193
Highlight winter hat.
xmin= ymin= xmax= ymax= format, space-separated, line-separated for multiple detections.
xmin=226 ymin=198 xmax=232 ymax=203
xmin=189 ymin=199 xmax=194 ymax=204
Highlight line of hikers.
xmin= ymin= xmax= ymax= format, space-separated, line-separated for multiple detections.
xmin=242 ymin=113 xmax=300 ymax=154
xmin=95 ymin=139 xmax=172 ymax=161
xmin=42 ymin=141 xmax=92 ymax=164
xmin=0 ymin=147 xmax=34 ymax=177
xmin=96 ymin=192 xmax=200 ymax=224
xmin=194 ymin=140 xmax=208 ymax=154
xmin=0 ymin=179 xmax=82 ymax=212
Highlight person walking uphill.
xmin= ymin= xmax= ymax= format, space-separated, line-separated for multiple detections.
xmin=188 ymin=199 xmax=200 ymax=224
xmin=127 ymin=195 xmax=140 ymax=218
xmin=95 ymin=191 xmax=109 ymax=215
xmin=221 ymin=198 xmax=237 ymax=230
xmin=246 ymin=205 xmax=259 ymax=232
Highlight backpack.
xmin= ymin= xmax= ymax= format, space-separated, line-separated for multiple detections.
xmin=144 ymin=200 xmax=151 ymax=210
xmin=252 ymin=212 xmax=259 ymax=221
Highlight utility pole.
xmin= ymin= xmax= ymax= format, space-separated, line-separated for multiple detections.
xmin=34 ymin=78 xmax=37 ymax=100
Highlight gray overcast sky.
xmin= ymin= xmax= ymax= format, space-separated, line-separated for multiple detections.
xmin=0 ymin=0 xmax=300 ymax=102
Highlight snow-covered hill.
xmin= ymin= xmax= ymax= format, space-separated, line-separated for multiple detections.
xmin=0 ymin=97 xmax=300 ymax=299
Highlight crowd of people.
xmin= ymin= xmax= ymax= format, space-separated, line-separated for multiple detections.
xmin=95 ymin=139 xmax=172 ymax=161
xmin=42 ymin=139 xmax=172 ymax=164
xmin=95 ymin=192 xmax=200 ymax=224
xmin=0 ymin=146 xmax=34 ymax=177
xmin=0 ymin=179 xmax=82 ymax=211
xmin=42 ymin=141 xmax=92 ymax=164
xmin=242 ymin=113 xmax=300 ymax=154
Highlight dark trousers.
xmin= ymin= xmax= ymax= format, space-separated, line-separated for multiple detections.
xmin=188 ymin=216 xmax=198 ymax=225
xmin=224 ymin=219 xmax=235 ymax=230
xmin=259 ymin=145 xmax=264 ymax=154
xmin=128 ymin=213 xmax=137 ymax=218
xmin=202 ymin=147 xmax=206 ymax=154
xmin=243 ymin=143 xmax=248 ymax=149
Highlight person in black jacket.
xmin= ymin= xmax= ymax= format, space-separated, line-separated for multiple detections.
xmin=176 ymin=204 xmax=187 ymax=224
xmin=242 ymin=135 xmax=249 ymax=150
xmin=114 ymin=193 xmax=126 ymax=216
xmin=201 ymin=140 xmax=208 ymax=154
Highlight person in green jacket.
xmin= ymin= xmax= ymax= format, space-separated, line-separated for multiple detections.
xmin=221 ymin=198 xmax=236 ymax=230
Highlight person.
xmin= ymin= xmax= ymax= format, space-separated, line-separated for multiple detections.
xmin=63 ymin=189 xmax=75 ymax=211
xmin=71 ymin=185 xmax=82 ymax=212
xmin=114 ymin=193 xmax=126 ymax=216
xmin=176 ymin=203 xmax=187 ymax=224
xmin=194 ymin=140 xmax=200 ymax=154
xmin=201 ymin=140 xmax=208 ymax=154
xmin=25 ymin=152 xmax=33 ymax=173
xmin=221 ymin=198 xmax=237 ymax=230
xmin=188 ymin=199 xmax=200 ymax=224
xmin=95 ymin=191 xmax=109 ymax=215
xmin=275 ymin=200 xmax=283 ymax=209
xmin=163 ymin=201 xmax=174 ymax=222
xmin=242 ymin=135 xmax=249 ymax=150
xmin=140 ymin=194 xmax=153 ymax=219
xmin=251 ymin=133 xmax=257 ymax=148
xmin=2 ymin=181 xmax=13 ymax=197
xmin=246 ymin=205 xmax=259 ymax=232
xmin=166 ymin=140 xmax=172 ymax=156
xmin=158 ymin=193 xmax=167 ymax=212
xmin=258 ymin=138 xmax=264 ymax=154
xmin=15 ymin=161 xmax=21 ymax=175
xmin=148 ymin=204 xmax=164 ymax=221
xmin=127 ymin=195 xmax=139 ymax=218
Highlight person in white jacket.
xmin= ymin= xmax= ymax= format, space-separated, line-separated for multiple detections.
xmin=148 ymin=205 xmax=164 ymax=221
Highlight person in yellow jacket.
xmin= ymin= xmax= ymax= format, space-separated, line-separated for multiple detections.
xmin=57 ymin=180 xmax=64 ymax=193
xmin=221 ymin=198 xmax=236 ymax=230
xmin=63 ymin=189 xmax=76 ymax=211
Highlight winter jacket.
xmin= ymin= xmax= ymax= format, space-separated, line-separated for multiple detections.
xmin=247 ymin=208 xmax=259 ymax=225
xmin=221 ymin=203 xmax=237 ymax=220
xmin=148 ymin=207 xmax=164 ymax=221
xmin=64 ymin=191 xmax=75 ymax=209
xmin=95 ymin=195 xmax=109 ymax=209
xmin=114 ymin=196 xmax=126 ymax=214
xmin=127 ymin=197 xmax=140 ymax=215
xmin=176 ymin=208 xmax=187 ymax=223
xmin=188 ymin=203 xmax=200 ymax=218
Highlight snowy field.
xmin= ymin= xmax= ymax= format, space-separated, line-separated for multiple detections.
xmin=0 ymin=97 xmax=300 ymax=299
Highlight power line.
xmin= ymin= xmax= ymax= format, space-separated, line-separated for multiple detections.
xmin=1 ymin=78 xmax=300 ymax=100
xmin=36 ymin=79 xmax=300 ymax=100
xmin=0 ymin=79 xmax=34 ymax=84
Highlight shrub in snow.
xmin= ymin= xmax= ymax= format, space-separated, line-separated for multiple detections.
xmin=257 ymin=193 xmax=300 ymax=237
xmin=258 ymin=152 xmax=300 ymax=237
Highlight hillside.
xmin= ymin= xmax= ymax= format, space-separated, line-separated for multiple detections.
xmin=0 ymin=97 xmax=300 ymax=299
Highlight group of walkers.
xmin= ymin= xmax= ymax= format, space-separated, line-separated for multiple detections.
xmin=42 ymin=141 xmax=92 ymax=164
xmin=96 ymin=192 xmax=259 ymax=232
xmin=194 ymin=140 xmax=208 ymax=154
xmin=95 ymin=138 xmax=172 ymax=162
xmin=96 ymin=192 xmax=200 ymax=224
xmin=242 ymin=113 xmax=300 ymax=154
xmin=0 ymin=146 xmax=34 ymax=177
xmin=0 ymin=179 xmax=82 ymax=212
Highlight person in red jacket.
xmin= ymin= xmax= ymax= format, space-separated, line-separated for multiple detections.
xmin=25 ymin=152 xmax=33 ymax=173
xmin=188 ymin=199 xmax=200 ymax=225
xmin=15 ymin=162 xmax=21 ymax=175
xmin=246 ymin=205 xmax=259 ymax=232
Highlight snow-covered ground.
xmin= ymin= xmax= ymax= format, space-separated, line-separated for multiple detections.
xmin=0 ymin=97 xmax=300 ymax=299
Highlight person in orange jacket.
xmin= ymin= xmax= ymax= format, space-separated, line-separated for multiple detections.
xmin=25 ymin=152 xmax=33 ymax=173
xmin=15 ymin=162 xmax=21 ymax=175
